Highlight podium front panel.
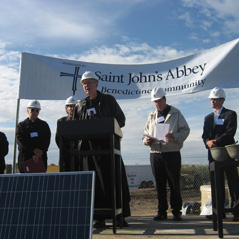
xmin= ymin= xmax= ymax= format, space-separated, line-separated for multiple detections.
xmin=57 ymin=118 xmax=123 ymax=139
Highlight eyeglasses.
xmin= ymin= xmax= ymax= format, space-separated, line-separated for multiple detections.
xmin=210 ymin=98 xmax=223 ymax=102
xmin=30 ymin=109 xmax=39 ymax=113
xmin=82 ymin=80 xmax=97 ymax=86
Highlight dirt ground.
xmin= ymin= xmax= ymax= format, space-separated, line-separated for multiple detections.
xmin=129 ymin=187 xmax=201 ymax=216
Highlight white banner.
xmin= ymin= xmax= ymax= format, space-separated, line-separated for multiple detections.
xmin=19 ymin=38 xmax=239 ymax=100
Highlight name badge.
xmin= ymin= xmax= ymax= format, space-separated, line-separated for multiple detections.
xmin=30 ymin=132 xmax=38 ymax=138
xmin=216 ymin=118 xmax=224 ymax=125
xmin=87 ymin=107 xmax=96 ymax=116
xmin=157 ymin=116 xmax=165 ymax=123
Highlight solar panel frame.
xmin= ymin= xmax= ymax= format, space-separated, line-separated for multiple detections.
xmin=0 ymin=171 xmax=95 ymax=239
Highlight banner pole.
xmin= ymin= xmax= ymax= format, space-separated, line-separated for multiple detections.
xmin=12 ymin=98 xmax=20 ymax=174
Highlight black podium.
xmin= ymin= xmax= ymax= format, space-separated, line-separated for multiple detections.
xmin=57 ymin=118 xmax=123 ymax=234
xmin=210 ymin=160 xmax=239 ymax=238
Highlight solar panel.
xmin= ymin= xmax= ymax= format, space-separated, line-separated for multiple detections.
xmin=0 ymin=171 xmax=95 ymax=239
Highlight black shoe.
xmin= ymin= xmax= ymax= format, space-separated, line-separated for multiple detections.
xmin=233 ymin=214 xmax=239 ymax=222
xmin=93 ymin=220 xmax=106 ymax=228
xmin=206 ymin=214 xmax=226 ymax=220
xmin=116 ymin=219 xmax=129 ymax=227
xmin=206 ymin=215 xmax=213 ymax=220
xmin=173 ymin=213 xmax=182 ymax=221
xmin=154 ymin=213 xmax=167 ymax=221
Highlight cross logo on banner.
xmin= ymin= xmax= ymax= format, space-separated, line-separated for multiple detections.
xmin=60 ymin=66 xmax=82 ymax=95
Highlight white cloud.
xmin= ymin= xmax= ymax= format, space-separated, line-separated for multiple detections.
xmin=0 ymin=1 xmax=109 ymax=45
xmin=178 ymin=12 xmax=194 ymax=28
xmin=181 ymin=0 xmax=239 ymax=36
xmin=0 ymin=0 xmax=156 ymax=49
xmin=204 ymin=0 xmax=239 ymax=18
xmin=67 ymin=41 xmax=196 ymax=64
xmin=210 ymin=31 xmax=221 ymax=38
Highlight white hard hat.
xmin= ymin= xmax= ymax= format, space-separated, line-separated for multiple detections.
xmin=151 ymin=87 xmax=166 ymax=101
xmin=27 ymin=100 xmax=41 ymax=109
xmin=80 ymin=71 xmax=98 ymax=83
xmin=65 ymin=96 xmax=76 ymax=106
xmin=208 ymin=87 xmax=226 ymax=99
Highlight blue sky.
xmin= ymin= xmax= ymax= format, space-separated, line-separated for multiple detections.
xmin=0 ymin=0 xmax=239 ymax=167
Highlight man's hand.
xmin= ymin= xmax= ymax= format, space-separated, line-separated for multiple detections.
xmin=33 ymin=148 xmax=43 ymax=157
xmin=165 ymin=133 xmax=174 ymax=142
xmin=207 ymin=140 xmax=217 ymax=148
xmin=146 ymin=137 xmax=155 ymax=145
xmin=32 ymin=148 xmax=44 ymax=163
xmin=32 ymin=155 xmax=41 ymax=164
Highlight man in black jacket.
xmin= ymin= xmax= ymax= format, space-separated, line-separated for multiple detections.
xmin=74 ymin=71 xmax=131 ymax=228
xmin=16 ymin=100 xmax=51 ymax=173
xmin=55 ymin=96 xmax=76 ymax=171
xmin=0 ymin=132 xmax=9 ymax=174
xmin=202 ymin=87 xmax=239 ymax=221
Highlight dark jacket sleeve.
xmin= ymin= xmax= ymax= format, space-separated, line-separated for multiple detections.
xmin=73 ymin=104 xmax=79 ymax=120
xmin=0 ymin=132 xmax=8 ymax=158
xmin=202 ymin=114 xmax=213 ymax=148
xmin=107 ymin=95 xmax=126 ymax=128
xmin=55 ymin=119 xmax=60 ymax=148
xmin=73 ymin=100 xmax=88 ymax=120
xmin=40 ymin=121 xmax=51 ymax=152
xmin=16 ymin=121 xmax=32 ymax=151
xmin=112 ymin=100 xmax=126 ymax=128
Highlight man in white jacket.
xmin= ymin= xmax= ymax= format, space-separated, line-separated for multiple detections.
xmin=143 ymin=87 xmax=190 ymax=221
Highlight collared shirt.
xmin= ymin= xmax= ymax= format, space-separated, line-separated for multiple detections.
xmin=157 ymin=105 xmax=171 ymax=123
xmin=213 ymin=107 xmax=224 ymax=127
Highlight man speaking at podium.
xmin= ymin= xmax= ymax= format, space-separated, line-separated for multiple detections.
xmin=73 ymin=71 xmax=131 ymax=228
